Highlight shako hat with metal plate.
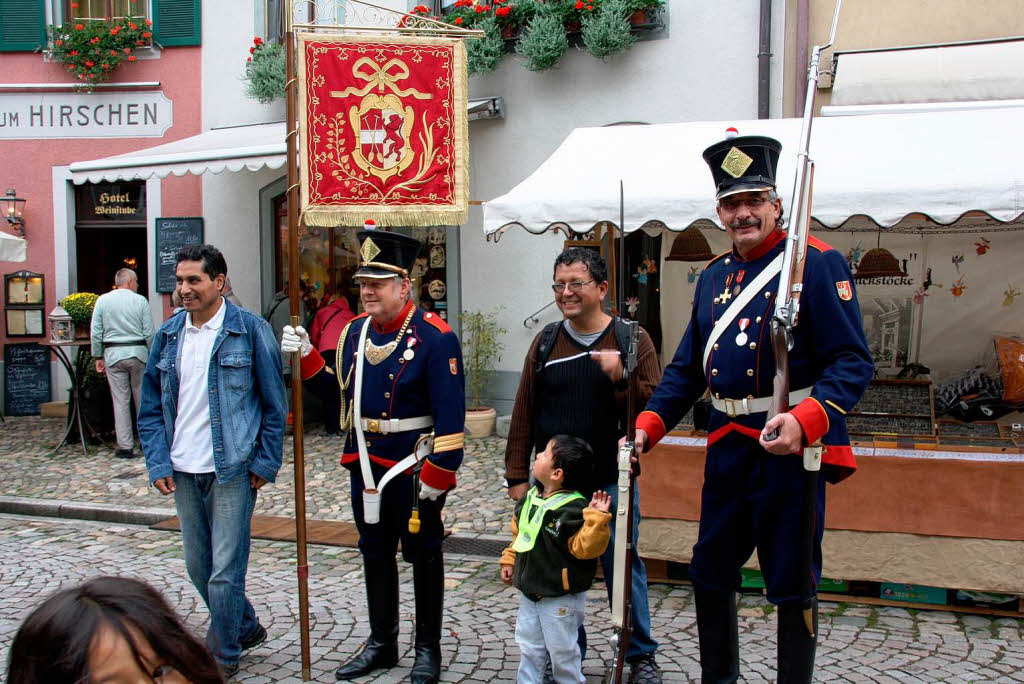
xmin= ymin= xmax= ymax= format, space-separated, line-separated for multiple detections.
xmin=355 ymin=222 xmax=422 ymax=280
xmin=702 ymin=127 xmax=782 ymax=200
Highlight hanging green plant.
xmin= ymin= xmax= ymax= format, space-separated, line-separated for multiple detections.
xmin=47 ymin=17 xmax=152 ymax=88
xmin=467 ymin=16 xmax=506 ymax=75
xmin=243 ymin=37 xmax=286 ymax=104
xmin=582 ymin=0 xmax=636 ymax=59
xmin=516 ymin=8 xmax=569 ymax=71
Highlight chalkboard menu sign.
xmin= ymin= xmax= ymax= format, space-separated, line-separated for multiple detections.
xmin=4 ymin=343 xmax=51 ymax=416
xmin=155 ymin=217 xmax=204 ymax=293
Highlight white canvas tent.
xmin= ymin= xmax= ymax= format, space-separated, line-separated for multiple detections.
xmin=0 ymin=231 xmax=27 ymax=262
xmin=482 ymin=107 xmax=1024 ymax=237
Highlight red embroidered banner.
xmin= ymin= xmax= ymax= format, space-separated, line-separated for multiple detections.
xmin=298 ymin=34 xmax=468 ymax=227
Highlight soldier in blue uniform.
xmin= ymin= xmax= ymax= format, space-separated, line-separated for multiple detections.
xmin=281 ymin=230 xmax=465 ymax=684
xmin=633 ymin=132 xmax=873 ymax=683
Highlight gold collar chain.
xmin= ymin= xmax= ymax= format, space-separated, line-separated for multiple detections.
xmin=364 ymin=305 xmax=416 ymax=365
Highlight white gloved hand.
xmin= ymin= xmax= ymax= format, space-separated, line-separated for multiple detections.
xmin=281 ymin=325 xmax=312 ymax=358
xmin=419 ymin=483 xmax=445 ymax=501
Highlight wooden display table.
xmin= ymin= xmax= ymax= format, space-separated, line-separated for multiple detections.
xmin=637 ymin=436 xmax=1024 ymax=595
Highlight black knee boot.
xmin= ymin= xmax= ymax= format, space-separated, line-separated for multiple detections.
xmin=410 ymin=552 xmax=444 ymax=684
xmin=694 ymin=588 xmax=739 ymax=684
xmin=334 ymin=556 xmax=400 ymax=680
xmin=777 ymin=599 xmax=817 ymax=684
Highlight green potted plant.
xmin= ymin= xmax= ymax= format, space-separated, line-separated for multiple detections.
xmin=624 ymin=0 xmax=664 ymax=26
xmin=466 ymin=16 xmax=506 ymax=75
xmin=243 ymin=36 xmax=286 ymax=104
xmin=516 ymin=6 xmax=569 ymax=71
xmin=59 ymin=292 xmax=99 ymax=338
xmin=459 ymin=307 xmax=507 ymax=437
xmin=47 ymin=17 xmax=152 ymax=89
xmin=582 ymin=0 xmax=636 ymax=59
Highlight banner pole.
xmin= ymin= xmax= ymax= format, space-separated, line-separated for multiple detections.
xmin=285 ymin=1 xmax=312 ymax=678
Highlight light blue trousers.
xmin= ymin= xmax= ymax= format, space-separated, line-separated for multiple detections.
xmin=515 ymin=591 xmax=587 ymax=684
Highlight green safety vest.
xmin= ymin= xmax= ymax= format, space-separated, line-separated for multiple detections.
xmin=511 ymin=487 xmax=584 ymax=553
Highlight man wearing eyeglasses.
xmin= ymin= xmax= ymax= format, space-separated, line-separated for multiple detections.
xmin=633 ymin=132 xmax=873 ymax=683
xmin=505 ymin=247 xmax=664 ymax=683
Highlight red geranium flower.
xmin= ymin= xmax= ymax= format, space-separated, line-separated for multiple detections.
xmin=142 ymin=32 xmax=151 ymax=38
xmin=249 ymin=46 xmax=255 ymax=53
xmin=71 ymin=1 xmax=78 ymax=7
xmin=128 ymin=55 xmax=136 ymax=61
xmin=247 ymin=56 xmax=252 ymax=62
xmin=586 ymin=4 xmax=593 ymax=9
xmin=90 ymin=37 xmax=100 ymax=44
xmin=454 ymin=16 xmax=463 ymax=23
xmin=123 ymin=47 xmax=131 ymax=53
xmin=254 ymin=36 xmax=263 ymax=45
xmin=102 ymin=63 xmax=110 ymax=69
xmin=575 ymin=1 xmax=584 ymax=7
xmin=85 ymin=60 xmax=94 ymax=67
xmin=136 ymin=40 xmax=144 ymax=46
xmin=74 ymin=23 xmax=84 ymax=30
xmin=55 ymin=39 xmax=63 ymax=46
xmin=110 ymin=27 xmax=119 ymax=35
xmin=474 ymin=5 xmax=484 ymax=12
xmin=70 ymin=50 xmax=79 ymax=56
xmin=129 ymin=22 xmax=137 ymax=29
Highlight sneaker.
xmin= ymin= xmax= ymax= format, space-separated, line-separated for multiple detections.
xmin=542 ymin=659 xmax=555 ymax=684
xmin=241 ymin=623 xmax=268 ymax=651
xmin=628 ymin=654 xmax=662 ymax=684
xmin=221 ymin=661 xmax=239 ymax=678
xmin=114 ymin=448 xmax=137 ymax=458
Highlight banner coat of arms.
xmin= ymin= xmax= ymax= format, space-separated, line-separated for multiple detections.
xmin=298 ymin=33 xmax=468 ymax=227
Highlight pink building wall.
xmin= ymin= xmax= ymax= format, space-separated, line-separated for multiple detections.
xmin=0 ymin=46 xmax=202 ymax=345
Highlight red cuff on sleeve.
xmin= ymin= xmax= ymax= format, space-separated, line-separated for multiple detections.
xmin=635 ymin=410 xmax=667 ymax=448
xmin=790 ymin=397 xmax=830 ymax=446
xmin=420 ymin=459 xmax=457 ymax=491
xmin=299 ymin=348 xmax=326 ymax=380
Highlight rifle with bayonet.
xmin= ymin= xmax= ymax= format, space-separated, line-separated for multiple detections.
xmin=764 ymin=0 xmax=843 ymax=638
xmin=606 ymin=182 xmax=640 ymax=684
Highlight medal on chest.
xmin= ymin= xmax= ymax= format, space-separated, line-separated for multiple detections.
xmin=715 ymin=273 xmax=734 ymax=305
xmin=735 ymin=318 xmax=750 ymax=347
xmin=363 ymin=307 xmax=415 ymax=365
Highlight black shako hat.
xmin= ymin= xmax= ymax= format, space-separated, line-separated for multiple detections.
xmin=702 ymin=132 xmax=782 ymax=200
xmin=355 ymin=229 xmax=422 ymax=279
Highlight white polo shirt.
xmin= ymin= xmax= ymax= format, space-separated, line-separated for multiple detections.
xmin=169 ymin=298 xmax=226 ymax=473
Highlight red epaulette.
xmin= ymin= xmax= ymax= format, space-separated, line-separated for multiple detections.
xmin=807 ymin=235 xmax=835 ymax=254
xmin=422 ymin=311 xmax=452 ymax=333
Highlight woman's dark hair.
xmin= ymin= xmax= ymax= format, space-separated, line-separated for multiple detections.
xmin=176 ymin=244 xmax=228 ymax=280
xmin=553 ymin=247 xmax=608 ymax=285
xmin=548 ymin=434 xmax=595 ymax=497
xmin=6 ymin=576 xmax=224 ymax=684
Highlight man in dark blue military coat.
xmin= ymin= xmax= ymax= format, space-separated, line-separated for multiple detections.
xmin=633 ymin=132 xmax=873 ymax=683
xmin=282 ymin=229 xmax=465 ymax=684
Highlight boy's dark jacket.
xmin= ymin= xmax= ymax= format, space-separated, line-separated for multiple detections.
xmin=500 ymin=488 xmax=612 ymax=599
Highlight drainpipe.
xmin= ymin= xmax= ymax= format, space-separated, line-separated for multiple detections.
xmin=758 ymin=0 xmax=772 ymax=118
xmin=796 ymin=0 xmax=810 ymax=113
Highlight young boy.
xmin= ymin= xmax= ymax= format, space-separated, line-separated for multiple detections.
xmin=500 ymin=435 xmax=613 ymax=684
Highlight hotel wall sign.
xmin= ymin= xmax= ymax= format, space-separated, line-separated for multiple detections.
xmin=0 ymin=92 xmax=173 ymax=139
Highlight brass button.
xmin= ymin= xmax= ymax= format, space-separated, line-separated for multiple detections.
xmin=381 ymin=412 xmax=388 ymax=418
xmin=714 ymin=392 xmax=721 ymax=399
xmin=756 ymin=316 xmax=762 ymax=323
xmin=389 ymin=374 xmax=395 ymax=380
xmin=746 ymin=369 xmax=754 ymax=376
xmin=724 ymin=258 xmax=731 ymax=265
xmin=747 ymin=394 xmax=754 ymax=399
xmin=749 ymin=342 xmax=757 ymax=350
xmin=384 ymin=392 xmax=391 ymax=399
xmin=764 ymin=291 xmax=772 ymax=299
xmin=713 ymin=343 xmax=719 ymax=351
xmin=711 ymin=369 xmax=719 ymax=376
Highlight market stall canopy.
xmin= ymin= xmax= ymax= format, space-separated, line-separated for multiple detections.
xmin=482 ymin=107 xmax=1024 ymax=238
xmin=69 ymin=122 xmax=287 ymax=184
xmin=0 ymin=231 xmax=27 ymax=262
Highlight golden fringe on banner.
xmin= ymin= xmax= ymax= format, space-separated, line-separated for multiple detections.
xmin=298 ymin=33 xmax=469 ymax=228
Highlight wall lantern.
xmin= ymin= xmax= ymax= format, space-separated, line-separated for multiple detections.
xmin=1 ymin=189 xmax=26 ymax=237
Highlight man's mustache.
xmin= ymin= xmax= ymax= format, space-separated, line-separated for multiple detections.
xmin=730 ymin=218 xmax=761 ymax=229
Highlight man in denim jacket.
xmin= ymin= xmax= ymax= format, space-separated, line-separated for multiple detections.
xmin=138 ymin=244 xmax=286 ymax=677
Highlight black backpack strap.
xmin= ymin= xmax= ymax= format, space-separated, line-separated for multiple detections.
xmin=534 ymin=322 xmax=562 ymax=374
xmin=612 ymin=316 xmax=632 ymax=359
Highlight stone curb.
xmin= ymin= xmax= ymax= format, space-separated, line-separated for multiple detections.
xmin=0 ymin=496 xmax=176 ymax=526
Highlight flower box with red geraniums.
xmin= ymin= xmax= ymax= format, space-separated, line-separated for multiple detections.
xmin=47 ymin=16 xmax=152 ymax=88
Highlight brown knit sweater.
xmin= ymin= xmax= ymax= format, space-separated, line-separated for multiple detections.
xmin=504 ymin=320 xmax=661 ymax=486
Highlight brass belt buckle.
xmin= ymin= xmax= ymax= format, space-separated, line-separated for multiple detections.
xmin=723 ymin=398 xmax=738 ymax=418
xmin=367 ymin=419 xmax=380 ymax=433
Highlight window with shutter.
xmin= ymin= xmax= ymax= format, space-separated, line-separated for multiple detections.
xmin=0 ymin=0 xmax=46 ymax=52
xmin=153 ymin=0 xmax=199 ymax=47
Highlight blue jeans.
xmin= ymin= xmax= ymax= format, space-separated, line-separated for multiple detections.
xmin=594 ymin=481 xmax=658 ymax=660
xmin=517 ymin=592 xmax=586 ymax=684
xmin=174 ymin=471 xmax=261 ymax=666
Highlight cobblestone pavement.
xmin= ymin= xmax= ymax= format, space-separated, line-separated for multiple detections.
xmin=2 ymin=417 xmax=1024 ymax=682
xmin=0 ymin=416 xmax=509 ymax=536
xmin=3 ymin=514 xmax=1023 ymax=683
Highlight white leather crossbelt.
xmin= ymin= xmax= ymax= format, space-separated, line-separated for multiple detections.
xmin=711 ymin=388 xmax=813 ymax=417
xmin=359 ymin=416 xmax=433 ymax=434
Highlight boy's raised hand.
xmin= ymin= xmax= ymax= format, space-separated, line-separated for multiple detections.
xmin=589 ymin=490 xmax=612 ymax=513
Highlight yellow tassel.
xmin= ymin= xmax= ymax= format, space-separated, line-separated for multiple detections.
xmin=408 ymin=510 xmax=421 ymax=534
